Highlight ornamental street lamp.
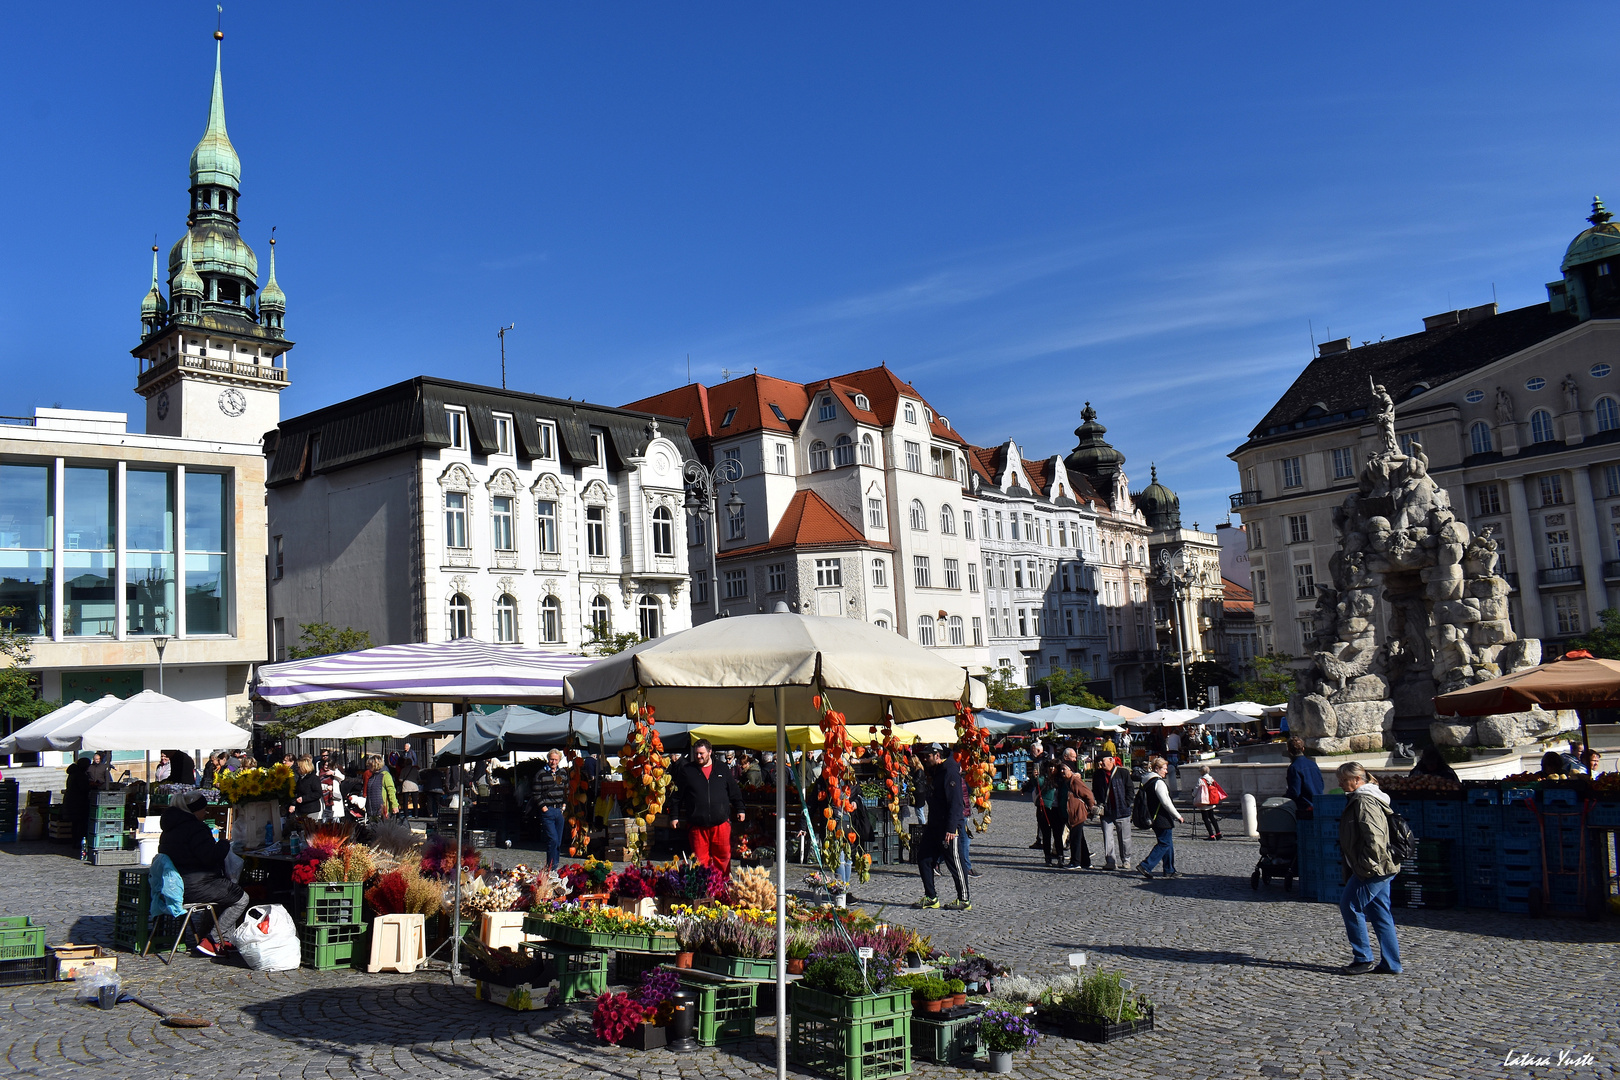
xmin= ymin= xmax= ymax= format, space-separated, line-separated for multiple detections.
xmin=684 ymin=457 xmax=745 ymax=617
xmin=152 ymin=635 xmax=170 ymax=695
xmin=1156 ymin=550 xmax=1192 ymax=710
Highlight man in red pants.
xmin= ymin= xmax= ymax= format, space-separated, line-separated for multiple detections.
xmin=669 ymin=739 xmax=745 ymax=874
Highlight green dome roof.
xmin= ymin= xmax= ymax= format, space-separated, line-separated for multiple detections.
xmin=1064 ymin=401 xmax=1126 ymax=474
xmin=140 ymin=246 xmax=167 ymax=318
xmin=259 ymin=239 xmax=285 ymax=311
xmin=1562 ymin=197 xmax=1620 ymax=272
xmin=173 ymin=234 xmax=204 ymax=296
xmin=190 ymin=40 xmax=240 ymax=189
xmin=169 ymin=222 xmax=258 ymax=285
xmin=1134 ymin=465 xmax=1181 ymax=531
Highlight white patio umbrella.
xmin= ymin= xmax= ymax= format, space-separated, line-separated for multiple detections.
xmin=296 ymin=710 xmax=434 ymax=741
xmin=565 ymin=610 xmax=985 ymax=1080
xmin=1211 ymin=700 xmax=1269 ymax=717
xmin=1131 ymin=708 xmax=1201 ymax=728
xmin=1022 ymin=702 xmax=1124 ymax=730
xmin=0 ymin=696 xmax=113 ymax=754
xmin=43 ymin=690 xmax=250 ymax=753
xmin=1193 ymin=707 xmax=1261 ymax=728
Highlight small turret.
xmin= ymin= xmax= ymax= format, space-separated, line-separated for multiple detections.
xmin=259 ymin=233 xmax=285 ymax=331
xmin=172 ymin=230 xmax=204 ymax=316
xmin=1134 ymin=464 xmax=1182 ymax=532
xmin=139 ymin=243 xmax=168 ymax=336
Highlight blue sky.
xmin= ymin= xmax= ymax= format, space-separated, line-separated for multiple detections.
xmin=3 ymin=3 xmax=1618 ymax=527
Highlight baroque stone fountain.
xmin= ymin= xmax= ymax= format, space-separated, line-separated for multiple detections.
xmin=1289 ymin=380 xmax=1577 ymax=751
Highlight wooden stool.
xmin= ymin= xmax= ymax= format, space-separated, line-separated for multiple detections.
xmin=367 ymin=913 xmax=426 ymax=973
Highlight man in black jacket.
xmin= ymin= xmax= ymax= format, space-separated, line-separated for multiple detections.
xmin=1097 ymin=754 xmax=1135 ymax=871
xmin=157 ymin=791 xmax=249 ymax=957
xmin=669 ymin=739 xmax=744 ymax=874
xmin=916 ymin=744 xmax=969 ymax=910
xmin=533 ymin=749 xmax=570 ymax=869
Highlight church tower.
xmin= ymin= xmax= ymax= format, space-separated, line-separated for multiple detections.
xmin=133 ymin=29 xmax=291 ymax=442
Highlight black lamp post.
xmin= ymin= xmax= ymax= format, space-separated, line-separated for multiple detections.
xmin=683 ymin=457 xmax=745 ymax=617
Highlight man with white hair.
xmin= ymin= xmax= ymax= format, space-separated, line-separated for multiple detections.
xmin=1336 ymin=761 xmax=1403 ymax=975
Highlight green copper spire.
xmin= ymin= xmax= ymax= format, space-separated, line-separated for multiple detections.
xmin=174 ymin=231 xmax=204 ymax=302
xmin=140 ymin=243 xmax=167 ymax=318
xmin=190 ymin=31 xmax=240 ymax=190
xmin=259 ymin=233 xmax=286 ymax=329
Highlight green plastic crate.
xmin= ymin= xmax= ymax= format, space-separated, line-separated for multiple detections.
xmin=528 ymin=920 xmax=647 ymax=951
xmin=297 ymin=923 xmax=368 ymax=970
xmin=912 ymin=1010 xmax=981 ymax=1065
xmin=525 ymin=943 xmax=608 ymax=1003
xmin=112 ymin=906 xmax=184 ymax=954
xmin=790 ymin=1010 xmax=911 ymax=1080
xmin=615 ymin=949 xmax=665 ymax=985
xmin=298 ymin=882 xmax=363 ymax=927
xmin=0 ymin=917 xmax=46 ymax=961
xmin=88 ymin=847 xmax=137 ymax=865
xmin=91 ymin=791 xmax=127 ymax=807
xmin=91 ymin=804 xmax=127 ymax=822
xmin=677 ymin=972 xmax=758 ymax=1046
xmin=694 ymin=953 xmax=776 ymax=980
xmin=791 ymin=983 xmax=910 ymax=1021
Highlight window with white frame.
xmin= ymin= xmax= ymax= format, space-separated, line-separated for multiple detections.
xmin=727 ymin=503 xmax=746 ymax=540
xmin=940 ymin=505 xmax=956 ymax=534
xmin=815 ymin=559 xmax=842 ymax=587
xmin=1288 ymin=514 xmax=1310 ymax=543
xmin=1017 ymin=608 xmax=1028 ymax=636
xmin=819 ymin=395 xmax=837 ymax=422
xmin=981 ymin=509 xmax=991 ymax=538
xmin=652 ymin=506 xmax=674 ymax=556
xmin=591 ymin=595 xmax=611 ymax=633
xmin=1251 ymin=569 xmax=1267 ymax=604
xmin=1470 ymin=422 xmax=1493 ymax=455
xmin=536 ymin=421 xmax=556 ymax=460
xmin=904 ymin=441 xmax=922 ymax=472
xmin=963 ymin=511 xmax=974 ymax=540
xmin=273 ymin=535 xmax=284 ymax=580
xmin=492 ymin=496 xmax=515 ymax=551
xmin=724 ymin=569 xmax=748 ymax=599
xmin=967 ymin=562 xmax=978 ymax=592
xmin=1331 ymin=447 xmax=1355 ymax=479
xmin=1540 ymin=474 xmax=1565 ymax=506
xmin=540 ymin=595 xmax=561 ymax=643
xmin=1281 ymin=457 xmax=1303 ymax=488
xmin=1531 ymin=410 xmax=1556 ymax=444
xmin=868 ymin=498 xmax=885 ymax=529
xmin=1546 ymin=529 xmax=1573 ymax=567
xmin=909 ymin=500 xmax=927 ymax=531
xmin=638 ymin=595 xmax=661 ymax=638
xmin=768 ymin=563 xmax=788 ymax=593
xmin=591 ymin=431 xmax=607 ymax=468
xmin=1294 ymin=563 xmax=1315 ymax=599
xmin=943 ymin=558 xmax=960 ymax=589
xmin=537 ymin=500 xmax=558 ymax=553
xmin=775 ymin=443 xmax=789 ymax=474
xmin=833 ymin=435 xmax=855 ymax=467
xmin=494 ymin=594 xmax=517 ymax=642
xmin=853 ymin=393 xmax=870 ymax=411
xmin=998 ymin=558 xmax=1008 ymax=588
xmin=494 ymin=415 xmax=514 ymax=456
xmin=948 ymin=615 xmax=964 ymax=645
xmin=1477 ymin=485 xmax=1501 ymax=515
xmin=448 ymin=593 xmax=470 ymax=638
xmin=859 ymin=434 xmax=875 ymax=466
xmin=688 ymin=512 xmax=705 ymax=548
xmin=1607 ymin=465 xmax=1620 ymax=498
xmin=445 ymin=491 xmax=469 ymax=549
xmin=1398 ymin=433 xmax=1418 ymax=457
xmin=810 ymin=441 xmax=830 ymax=471
xmin=872 ymin=559 xmax=887 ymax=587
xmin=586 ymin=506 xmax=607 ymax=556
xmin=913 ymin=555 xmax=932 ymax=588
xmin=916 ymin=614 xmax=935 ymax=645
xmin=972 ymin=617 xmax=983 ymax=646
xmin=904 ymin=403 xmax=917 ymax=425
xmin=1598 ymin=397 xmax=1620 ymax=433
xmin=724 ymin=447 xmax=742 ymax=474
xmin=446 ymin=408 xmax=467 ymax=449
xmin=1013 ymin=560 xmax=1024 ymax=588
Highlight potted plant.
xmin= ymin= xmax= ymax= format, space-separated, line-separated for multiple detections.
xmin=945 ymin=978 xmax=967 ymax=1009
xmin=977 ymin=1008 xmax=1039 ymax=1073
xmin=786 ymin=925 xmax=814 ymax=975
xmin=673 ymin=914 xmax=703 ymax=968
xmin=793 ymin=953 xmax=906 ymax=1020
xmin=1035 ymin=969 xmax=1155 ymax=1043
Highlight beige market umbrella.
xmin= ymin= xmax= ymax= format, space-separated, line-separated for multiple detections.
xmin=1435 ymin=649 xmax=1619 ymax=748
xmin=1108 ymin=704 xmax=1147 ymax=720
xmin=565 ymin=610 xmax=984 ymax=1080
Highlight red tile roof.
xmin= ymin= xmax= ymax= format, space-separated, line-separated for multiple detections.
xmin=623 ymin=374 xmax=810 ymax=444
xmin=720 ymin=489 xmax=890 ymax=559
xmin=1223 ymin=576 xmax=1254 ymax=613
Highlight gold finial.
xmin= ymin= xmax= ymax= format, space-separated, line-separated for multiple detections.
xmin=269 ymin=225 xmax=277 ymax=247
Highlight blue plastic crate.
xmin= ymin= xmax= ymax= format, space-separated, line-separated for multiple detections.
xmin=1315 ymin=793 xmax=1348 ymax=820
xmin=1464 ymin=803 xmax=1501 ymax=829
xmin=1466 ymin=886 xmax=1498 ymax=909
xmin=1423 ymin=801 xmax=1463 ymax=827
xmin=1390 ymin=798 xmax=1425 ymax=825
xmin=1423 ymin=819 xmax=1462 ymax=841
xmin=1496 ymin=845 xmax=1538 ymax=870
xmin=1503 ymin=787 xmax=1538 ymax=807
xmin=1296 ymin=818 xmax=1321 ymax=842
xmin=1542 ymin=788 xmax=1578 ymax=808
xmin=1499 ymin=884 xmax=1532 ymax=913
xmin=1465 ymin=860 xmax=1497 ymax=887
xmin=1465 ymin=787 xmax=1499 ymax=806
xmin=1589 ymin=801 xmax=1620 ymax=829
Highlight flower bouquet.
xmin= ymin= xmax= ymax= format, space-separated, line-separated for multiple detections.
xmin=214 ymin=762 xmax=295 ymax=804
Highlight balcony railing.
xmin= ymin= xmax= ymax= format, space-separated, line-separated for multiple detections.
xmin=138 ymin=353 xmax=289 ymax=387
xmin=1230 ymin=491 xmax=1262 ymax=509
xmin=1108 ymin=649 xmax=1160 ymax=663
xmin=1538 ymin=565 xmax=1584 ymax=587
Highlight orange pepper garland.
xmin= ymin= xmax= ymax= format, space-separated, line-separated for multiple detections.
xmin=954 ymin=701 xmax=994 ymax=832
xmin=814 ymin=690 xmax=863 ymax=875
xmin=621 ymin=700 xmax=671 ymax=826
xmin=564 ymin=747 xmax=593 ymax=857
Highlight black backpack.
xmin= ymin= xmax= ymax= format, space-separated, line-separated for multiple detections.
xmin=1130 ymin=778 xmax=1158 ymax=830
xmin=1384 ymin=806 xmax=1418 ymax=863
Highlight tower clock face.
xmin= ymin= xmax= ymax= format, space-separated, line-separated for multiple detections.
xmin=218 ymin=388 xmax=247 ymax=417
xmin=156 ymin=391 xmax=170 ymax=421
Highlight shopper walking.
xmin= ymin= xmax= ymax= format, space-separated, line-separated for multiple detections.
xmin=1037 ymin=760 xmax=1064 ymax=867
xmin=1026 ymin=739 xmax=1048 ymax=850
xmin=1057 ymin=760 xmax=1096 ymax=869
xmin=1098 ymin=755 xmax=1135 ymax=871
xmin=1285 ymin=737 xmax=1324 ymax=813
xmin=533 ymin=749 xmax=569 ymax=869
xmin=1137 ymin=756 xmax=1184 ymax=880
xmin=364 ymin=754 xmax=399 ymax=821
xmin=915 ymin=743 xmax=970 ymax=909
xmin=1335 ymin=762 xmax=1403 ymax=974
xmin=669 ymin=738 xmax=745 ymax=875
xmin=1193 ymin=765 xmax=1226 ymax=840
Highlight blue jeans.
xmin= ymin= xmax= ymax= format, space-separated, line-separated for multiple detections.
xmin=1139 ymin=826 xmax=1176 ymax=874
xmin=539 ymin=807 xmax=565 ymax=868
xmin=1340 ymin=873 xmax=1401 ymax=970
xmin=958 ymin=830 xmax=972 ymax=874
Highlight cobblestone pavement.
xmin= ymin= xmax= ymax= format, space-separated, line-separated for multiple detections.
xmin=3 ymin=797 xmax=1617 ymax=1080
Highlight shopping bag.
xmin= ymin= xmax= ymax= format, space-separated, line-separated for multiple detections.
xmin=231 ymin=904 xmax=301 ymax=971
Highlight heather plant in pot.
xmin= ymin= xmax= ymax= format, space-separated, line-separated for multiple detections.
xmin=978 ymin=1008 xmax=1039 ymax=1074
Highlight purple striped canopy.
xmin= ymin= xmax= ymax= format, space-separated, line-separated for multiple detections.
xmin=255 ymin=639 xmax=596 ymax=706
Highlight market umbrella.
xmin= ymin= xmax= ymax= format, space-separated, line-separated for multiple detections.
xmin=564 ymin=610 xmax=985 ymax=1080
xmin=1434 ymin=649 xmax=1616 ymax=749
xmin=1210 ymin=700 xmax=1270 ymax=718
xmin=1108 ymin=704 xmax=1147 ymax=720
xmin=256 ymin=639 xmax=593 ymax=984
xmin=42 ymin=691 xmax=250 ymax=753
xmin=0 ymin=696 xmax=115 ymax=754
xmin=297 ymin=710 xmax=434 ymax=741
xmin=684 ymin=721 xmax=828 ymax=752
xmin=1022 ymin=703 xmax=1124 ymax=730
xmin=974 ymin=709 xmax=1035 ymax=734
xmin=895 ymin=716 xmax=957 ymax=744
xmin=1192 ymin=708 xmax=1256 ymax=728
xmin=1131 ymin=708 xmax=1201 ymax=728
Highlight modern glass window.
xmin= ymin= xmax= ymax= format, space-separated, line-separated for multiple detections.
xmin=691 ymin=570 xmax=709 ymax=605
xmin=943 ymin=558 xmax=960 ymax=590
xmin=638 ymin=595 xmax=661 ymax=638
xmin=948 ymin=615 xmax=964 ymax=646
xmin=184 ymin=471 xmax=229 ymax=635
xmin=537 ymin=500 xmax=558 ymax=553
xmin=272 ymin=534 xmax=284 ymax=580
xmin=859 ymin=434 xmax=875 ymax=466
xmin=1540 ymin=475 xmax=1565 ymax=506
xmin=967 ymin=562 xmax=978 ymax=592
xmin=913 ymin=555 xmax=931 ymax=588
xmin=1331 ymin=447 xmax=1355 ymax=479
xmin=727 ymin=504 xmax=746 ymax=540
xmin=939 ymin=505 xmax=956 ymax=534
xmin=971 ymin=617 xmax=983 ymax=646
xmin=494 ymin=415 xmax=514 ymax=456
xmin=536 ymin=421 xmax=556 ymax=460
xmin=1281 ymin=457 xmax=1303 ymax=488
xmin=819 ymin=395 xmax=837 ymax=422
xmin=1294 ymin=563 xmax=1315 ymax=599
xmin=815 ymin=559 xmax=841 ymax=587
xmin=491 ymin=496 xmax=515 ymax=552
xmin=651 ymin=506 xmax=674 ymax=557
xmin=904 ymin=403 xmax=917 ymax=425
xmin=872 ymin=559 xmax=887 ymax=587
xmin=909 ymin=500 xmax=927 ymax=531
xmin=916 ymin=614 xmax=935 ymax=646
xmin=768 ymin=563 xmax=788 ymax=593
xmin=540 ymin=595 xmax=561 ymax=643
xmin=446 ymin=408 xmax=467 ymax=449
xmin=63 ymin=466 xmax=114 ymax=636
xmin=586 ymin=506 xmax=607 ymax=556
xmin=591 ymin=595 xmax=610 ymax=633
xmin=720 ymin=408 xmax=737 ymax=428
xmin=963 ymin=511 xmax=974 ymax=540
xmin=724 ymin=570 xmax=748 ymax=599
xmin=1288 ymin=514 xmax=1310 ymax=544
xmin=904 ymin=441 xmax=922 ymax=472
xmin=810 ymin=441 xmax=830 ymax=471
xmin=124 ymin=469 xmax=175 ymax=636
xmin=0 ymin=463 xmax=52 ymax=636
xmin=775 ymin=443 xmax=789 ymax=474
xmin=494 ymin=594 xmax=517 ymax=642
xmin=868 ymin=498 xmax=885 ymax=529
xmin=445 ymin=491 xmax=469 ymax=549
xmin=833 ymin=435 xmax=855 ymax=468
xmin=1598 ymin=397 xmax=1620 ymax=433
xmin=1530 ymin=409 xmax=1556 ymax=444
xmin=1607 ymin=465 xmax=1620 ymax=499
xmin=448 ymin=593 xmax=470 ymax=638
xmin=1477 ymin=485 xmax=1501 ymax=515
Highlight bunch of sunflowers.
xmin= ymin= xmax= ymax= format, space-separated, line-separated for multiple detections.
xmin=214 ymin=761 xmax=296 ymax=804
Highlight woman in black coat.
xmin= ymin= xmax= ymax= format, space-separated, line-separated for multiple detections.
xmin=291 ymin=755 xmax=323 ymax=818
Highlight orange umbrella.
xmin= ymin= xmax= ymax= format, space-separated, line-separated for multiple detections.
xmin=1433 ymin=650 xmax=1614 ymax=747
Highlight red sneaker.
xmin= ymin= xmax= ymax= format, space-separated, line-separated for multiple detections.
xmin=194 ymin=939 xmax=220 ymax=958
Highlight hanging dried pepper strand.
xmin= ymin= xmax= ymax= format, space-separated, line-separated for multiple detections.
xmin=954 ymin=701 xmax=994 ymax=833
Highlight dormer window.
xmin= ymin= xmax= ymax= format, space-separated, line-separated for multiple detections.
xmin=494 ymin=414 xmax=514 ymax=456
xmin=924 ymin=408 xmax=933 ymax=423
xmin=853 ymin=394 xmax=870 ymax=411
xmin=904 ymin=403 xmax=917 ymax=424
xmin=819 ymin=396 xmax=837 ymax=422
xmin=721 ymin=407 xmax=737 ymax=428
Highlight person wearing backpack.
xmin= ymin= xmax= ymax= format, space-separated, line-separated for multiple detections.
xmin=1335 ymin=762 xmax=1403 ymax=975
xmin=1192 ymin=766 xmax=1227 ymax=840
xmin=1135 ymin=756 xmax=1184 ymax=880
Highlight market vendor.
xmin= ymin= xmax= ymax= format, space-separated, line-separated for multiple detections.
xmin=157 ymin=790 xmax=249 ymax=959
xmin=669 ymin=738 xmax=745 ymax=875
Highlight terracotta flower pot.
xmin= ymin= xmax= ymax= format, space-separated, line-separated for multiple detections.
xmin=924 ymin=998 xmax=943 ymax=1014
xmin=675 ymin=952 xmax=694 ymax=969
xmin=787 ymin=959 xmax=806 ymax=975
xmin=951 ymin=993 xmax=967 ymax=1009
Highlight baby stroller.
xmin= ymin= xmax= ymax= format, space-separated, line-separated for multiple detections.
xmin=1250 ymin=796 xmax=1298 ymax=891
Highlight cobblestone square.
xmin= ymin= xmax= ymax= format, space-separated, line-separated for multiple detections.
xmin=3 ymin=797 xmax=1616 ymax=1080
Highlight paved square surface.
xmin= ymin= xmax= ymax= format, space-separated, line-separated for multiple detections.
xmin=3 ymin=797 xmax=1616 ymax=1079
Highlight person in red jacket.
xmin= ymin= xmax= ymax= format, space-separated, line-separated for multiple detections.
xmin=669 ymin=739 xmax=745 ymax=874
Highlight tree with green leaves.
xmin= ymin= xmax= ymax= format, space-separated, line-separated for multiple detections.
xmin=1144 ymin=659 xmax=1235 ymax=710
xmin=262 ymin=623 xmax=396 ymax=737
xmin=1570 ymin=609 xmax=1620 ymax=660
xmin=982 ymin=667 xmax=1030 ymax=712
xmin=1230 ymin=652 xmax=1299 ymax=706
xmin=585 ymin=623 xmax=645 ymax=657
xmin=0 ymin=607 xmax=56 ymax=726
xmin=1036 ymin=666 xmax=1115 ymax=711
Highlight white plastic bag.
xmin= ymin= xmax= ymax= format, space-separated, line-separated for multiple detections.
xmin=223 ymin=848 xmax=245 ymax=883
xmin=231 ymin=904 xmax=301 ymax=971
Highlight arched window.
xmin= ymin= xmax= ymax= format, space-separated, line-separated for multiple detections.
xmin=539 ymin=595 xmax=561 ymax=643
xmin=909 ymin=500 xmax=927 ymax=531
xmin=939 ymin=505 xmax=956 ymax=534
xmin=810 ymin=441 xmax=830 ymax=471
xmin=1530 ymin=409 xmax=1556 ymax=444
xmin=948 ymin=615 xmax=964 ymax=645
xmin=853 ymin=394 xmax=870 ymax=411
xmin=591 ymin=595 xmax=611 ymax=635
xmin=447 ymin=593 xmax=470 ymax=639
xmin=833 ymin=434 xmax=855 ymax=467
xmin=1469 ymin=421 xmax=1493 ymax=455
xmin=859 ymin=433 xmax=875 ymax=466
xmin=1598 ymin=397 xmax=1620 ymax=433
xmin=494 ymin=594 xmax=517 ymax=643
xmin=904 ymin=403 xmax=917 ymax=424
xmin=915 ymin=614 xmax=936 ymax=646
xmin=651 ymin=506 xmax=674 ymax=556
xmin=638 ymin=595 xmax=661 ymax=639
